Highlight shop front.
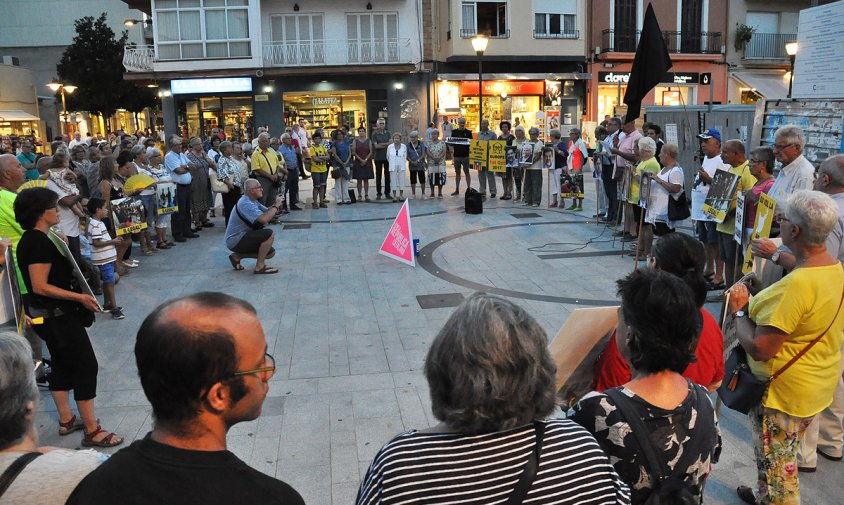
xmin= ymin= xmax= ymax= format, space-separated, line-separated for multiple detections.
xmin=170 ymin=77 xmax=255 ymax=142
xmin=283 ymin=90 xmax=367 ymax=133
xmin=436 ymin=77 xmax=582 ymax=138
xmin=594 ymin=71 xmax=701 ymax=121
xmin=0 ymin=110 xmax=41 ymax=138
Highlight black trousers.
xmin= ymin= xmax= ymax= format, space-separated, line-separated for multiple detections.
xmin=602 ymin=163 xmax=618 ymax=221
xmin=286 ymin=168 xmax=299 ymax=205
xmin=172 ymin=184 xmax=193 ymax=238
xmin=222 ymin=186 xmax=242 ymax=226
xmin=34 ymin=310 xmax=98 ymax=400
xmin=374 ymin=159 xmax=390 ymax=196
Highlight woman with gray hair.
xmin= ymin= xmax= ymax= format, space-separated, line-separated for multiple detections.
xmin=728 ymin=190 xmax=844 ymax=504
xmin=626 ymin=137 xmax=661 ymax=260
xmin=186 ymin=136 xmax=213 ymax=231
xmin=0 ymin=332 xmax=107 ymax=503
xmin=130 ymin=144 xmax=159 ymax=255
xmin=644 ymin=142 xmax=685 ymax=241
xmin=356 ymin=293 xmax=631 ymax=504
xmin=146 ymin=146 xmax=175 ymax=249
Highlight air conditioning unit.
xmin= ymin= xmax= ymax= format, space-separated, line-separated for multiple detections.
xmin=1 ymin=56 xmax=20 ymax=66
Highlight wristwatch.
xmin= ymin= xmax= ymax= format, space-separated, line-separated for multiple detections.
xmin=771 ymin=250 xmax=781 ymax=265
xmin=733 ymin=310 xmax=746 ymax=319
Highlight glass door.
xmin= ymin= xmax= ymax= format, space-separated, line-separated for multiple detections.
xmin=222 ymin=96 xmax=253 ymax=142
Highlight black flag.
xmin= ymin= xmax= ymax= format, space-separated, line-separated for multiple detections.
xmin=623 ymin=3 xmax=672 ymax=120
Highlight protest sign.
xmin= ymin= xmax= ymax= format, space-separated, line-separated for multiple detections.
xmin=734 ymin=192 xmax=746 ymax=245
xmin=156 ymin=182 xmax=178 ymax=215
xmin=518 ymin=142 xmax=535 ymax=165
xmin=505 ymin=145 xmax=519 ymax=168
xmin=742 ymin=193 xmax=777 ymax=274
xmin=469 ymin=139 xmax=488 ymax=170
xmin=112 ymin=196 xmax=148 ymax=236
xmin=703 ymin=169 xmax=741 ymax=223
xmin=488 ymin=140 xmax=507 ymax=173
xmin=1 ymin=243 xmax=23 ymax=333
xmin=379 ymin=200 xmax=414 ymax=267
xmin=549 ymin=306 xmax=619 ymax=409
xmin=638 ymin=172 xmax=652 ymax=209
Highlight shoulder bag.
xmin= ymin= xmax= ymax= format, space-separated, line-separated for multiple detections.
xmin=209 ymin=167 xmax=229 ymax=193
xmin=667 ymin=190 xmax=691 ymax=221
xmin=718 ymin=266 xmax=844 ymax=414
xmin=605 ymin=387 xmax=707 ymax=505
xmin=0 ymin=452 xmax=42 ymax=498
xmin=235 ymin=202 xmax=265 ymax=230
xmin=504 ymin=421 xmax=546 ymax=505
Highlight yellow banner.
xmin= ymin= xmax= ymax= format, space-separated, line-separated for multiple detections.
xmin=742 ymin=193 xmax=777 ymax=274
xmin=487 ymin=140 xmax=506 ymax=173
xmin=469 ymin=139 xmax=488 ymax=169
xmin=115 ymin=222 xmax=149 ymax=236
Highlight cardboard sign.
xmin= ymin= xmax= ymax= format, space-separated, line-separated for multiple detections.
xmin=469 ymin=139 xmax=488 ymax=170
xmin=112 ymin=196 xmax=149 ymax=236
xmin=488 ymin=140 xmax=507 ymax=173
xmin=734 ymin=192 xmax=746 ymax=245
xmin=155 ymin=182 xmax=178 ymax=215
xmin=379 ymin=200 xmax=414 ymax=267
xmin=742 ymin=193 xmax=777 ymax=274
xmin=549 ymin=306 xmax=619 ymax=409
xmin=703 ymin=169 xmax=741 ymax=223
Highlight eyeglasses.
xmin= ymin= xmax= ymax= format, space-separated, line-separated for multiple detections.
xmin=749 ymin=158 xmax=763 ymax=164
xmin=773 ymin=143 xmax=796 ymax=150
xmin=232 ymin=353 xmax=276 ymax=381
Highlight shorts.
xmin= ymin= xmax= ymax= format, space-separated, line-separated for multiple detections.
xmin=654 ymin=222 xmax=675 ymax=237
xmin=311 ymin=171 xmax=328 ymax=188
xmin=98 ymin=262 xmax=116 ymax=285
xmin=719 ymin=231 xmax=737 ymax=265
xmin=696 ymin=220 xmax=718 ymax=245
xmin=231 ymin=228 xmax=273 ymax=254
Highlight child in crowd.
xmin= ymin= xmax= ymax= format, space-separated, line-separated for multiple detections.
xmin=44 ymin=154 xmax=87 ymax=221
xmin=86 ymin=198 xmax=125 ymax=319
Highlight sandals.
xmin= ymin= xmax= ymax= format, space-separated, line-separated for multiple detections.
xmin=254 ymin=266 xmax=279 ymax=275
xmin=58 ymin=415 xmax=84 ymax=436
xmin=82 ymin=424 xmax=123 ymax=448
xmin=228 ymin=254 xmax=244 ymax=271
xmin=736 ymin=485 xmax=756 ymax=504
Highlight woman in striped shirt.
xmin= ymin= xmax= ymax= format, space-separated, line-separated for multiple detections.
xmin=356 ymin=293 xmax=631 ymax=505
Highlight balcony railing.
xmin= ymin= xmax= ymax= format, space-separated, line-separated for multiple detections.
xmin=744 ymin=32 xmax=796 ymax=60
xmin=123 ymin=45 xmax=155 ymax=72
xmin=533 ymin=30 xmax=579 ymax=39
xmin=262 ymin=39 xmax=413 ymax=67
xmin=601 ymin=29 xmax=722 ymax=54
xmin=459 ymin=28 xmax=510 ymax=39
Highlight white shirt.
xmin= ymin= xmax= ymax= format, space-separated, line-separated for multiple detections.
xmin=691 ymin=154 xmax=729 ymax=222
xmin=294 ymin=127 xmax=309 ymax=152
xmin=68 ymin=138 xmax=86 ymax=149
xmin=646 ymin=165 xmax=685 ymax=225
xmin=46 ymin=179 xmax=81 ymax=238
xmin=387 ymin=143 xmax=407 ymax=171
xmin=767 ymin=154 xmax=816 ymax=205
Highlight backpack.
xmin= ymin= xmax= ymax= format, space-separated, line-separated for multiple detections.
xmin=604 ymin=386 xmax=710 ymax=505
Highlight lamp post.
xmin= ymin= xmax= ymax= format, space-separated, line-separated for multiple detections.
xmin=48 ymin=80 xmax=77 ymax=136
xmin=785 ymin=41 xmax=798 ymax=98
xmin=471 ymin=35 xmax=488 ymax=132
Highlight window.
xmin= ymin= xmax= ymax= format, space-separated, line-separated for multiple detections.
xmin=155 ymin=0 xmax=250 ymax=60
xmin=347 ymin=13 xmax=399 ymax=63
xmin=269 ymin=14 xmax=325 ymax=65
xmin=613 ymin=0 xmax=638 ymax=51
xmin=461 ymin=1 xmax=507 ymax=38
xmin=534 ymin=13 xmax=577 ymax=38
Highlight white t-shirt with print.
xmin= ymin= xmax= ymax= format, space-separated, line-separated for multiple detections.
xmin=691 ymin=155 xmax=729 ymax=222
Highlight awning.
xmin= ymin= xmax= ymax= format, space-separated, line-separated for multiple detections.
xmin=0 ymin=110 xmax=40 ymax=121
xmin=731 ymin=71 xmax=789 ymax=99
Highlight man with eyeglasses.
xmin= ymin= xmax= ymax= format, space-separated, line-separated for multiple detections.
xmin=67 ymin=292 xmax=305 ymax=505
xmin=164 ymin=135 xmax=198 ymax=242
xmin=767 ymin=125 xmax=816 ymax=204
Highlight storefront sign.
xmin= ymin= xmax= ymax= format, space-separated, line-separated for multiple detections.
xmin=254 ymin=94 xmax=269 ymax=102
xmin=460 ymin=80 xmax=545 ymax=96
xmin=171 ymin=77 xmax=253 ymax=95
xmin=312 ymin=97 xmax=340 ymax=106
xmin=598 ymin=72 xmax=700 ymax=85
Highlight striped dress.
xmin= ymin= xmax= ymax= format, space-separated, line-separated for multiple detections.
xmin=356 ymin=418 xmax=631 ymax=504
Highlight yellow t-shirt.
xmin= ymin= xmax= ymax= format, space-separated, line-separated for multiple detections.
xmin=749 ymin=263 xmax=844 ymax=417
xmin=716 ymin=161 xmax=756 ymax=235
xmin=250 ymin=147 xmax=280 ymax=176
xmin=310 ymin=144 xmax=328 ymax=173
xmin=628 ymin=157 xmax=660 ymax=205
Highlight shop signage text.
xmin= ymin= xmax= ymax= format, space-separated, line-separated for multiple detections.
xmin=460 ymin=80 xmax=545 ymax=96
xmin=312 ymin=97 xmax=340 ymax=106
xmin=598 ymin=72 xmax=700 ymax=85
xmin=171 ymin=77 xmax=253 ymax=95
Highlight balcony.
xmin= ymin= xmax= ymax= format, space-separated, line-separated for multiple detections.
xmin=533 ymin=30 xmax=579 ymax=40
xmin=262 ymin=39 xmax=413 ymax=67
xmin=123 ymin=45 xmax=155 ymax=72
xmin=459 ymin=28 xmax=510 ymax=39
xmin=743 ymin=33 xmax=796 ymax=60
xmin=601 ymin=29 xmax=722 ymax=54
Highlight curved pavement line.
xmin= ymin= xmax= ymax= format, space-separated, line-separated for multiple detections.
xmin=417 ymin=220 xmax=619 ymax=306
xmin=280 ymin=204 xmax=591 ymax=224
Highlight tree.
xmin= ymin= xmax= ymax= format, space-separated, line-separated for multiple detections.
xmin=56 ymin=13 xmax=157 ymax=123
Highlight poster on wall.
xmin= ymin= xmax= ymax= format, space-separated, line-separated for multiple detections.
xmin=664 ymin=123 xmax=679 ymax=146
xmin=488 ymin=140 xmax=507 ymax=173
xmin=534 ymin=111 xmax=546 ymax=141
xmin=544 ymin=108 xmax=560 ymax=140
xmin=469 ymin=140 xmax=488 ymax=170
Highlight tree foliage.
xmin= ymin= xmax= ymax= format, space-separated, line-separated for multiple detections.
xmin=57 ymin=13 xmax=157 ymax=116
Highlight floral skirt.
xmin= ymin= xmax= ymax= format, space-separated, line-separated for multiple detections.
xmin=749 ymin=404 xmax=814 ymax=505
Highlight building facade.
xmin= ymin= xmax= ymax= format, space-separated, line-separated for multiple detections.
xmin=123 ymin=0 xmax=430 ymax=141
xmin=430 ymin=0 xmax=589 ymax=136
xmin=587 ymin=0 xmax=728 ymax=122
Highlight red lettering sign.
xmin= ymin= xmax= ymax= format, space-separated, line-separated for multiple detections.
xmin=379 ymin=200 xmax=415 ymax=267
xmin=460 ymin=80 xmax=546 ymax=96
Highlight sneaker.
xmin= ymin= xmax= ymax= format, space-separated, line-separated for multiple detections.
xmin=111 ymin=308 xmax=125 ymax=320
xmin=573 ymin=207 xmax=583 ymax=212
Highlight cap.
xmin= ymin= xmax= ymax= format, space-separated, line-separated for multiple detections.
xmin=698 ymin=128 xmax=721 ymax=142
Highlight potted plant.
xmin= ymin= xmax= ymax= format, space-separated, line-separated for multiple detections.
xmin=735 ymin=23 xmax=755 ymax=51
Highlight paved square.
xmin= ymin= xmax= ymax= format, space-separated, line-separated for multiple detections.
xmin=33 ymin=172 xmax=841 ymax=504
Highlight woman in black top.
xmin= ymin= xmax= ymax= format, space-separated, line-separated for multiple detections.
xmin=15 ymin=188 xmax=123 ymax=448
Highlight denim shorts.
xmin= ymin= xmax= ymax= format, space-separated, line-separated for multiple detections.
xmin=98 ymin=262 xmax=116 ymax=285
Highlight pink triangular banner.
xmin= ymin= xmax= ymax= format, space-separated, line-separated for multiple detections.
xmin=379 ymin=200 xmax=415 ymax=267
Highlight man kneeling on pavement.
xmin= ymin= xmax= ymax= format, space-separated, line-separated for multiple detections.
xmin=224 ymin=178 xmax=282 ymax=274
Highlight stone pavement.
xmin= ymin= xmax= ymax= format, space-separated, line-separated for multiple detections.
xmin=34 ymin=171 xmax=841 ymax=504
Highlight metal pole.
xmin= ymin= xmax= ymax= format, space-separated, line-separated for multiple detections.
xmin=60 ymin=89 xmax=68 ymax=136
xmin=478 ymin=54 xmax=483 ymax=130
xmin=788 ymin=57 xmax=795 ymax=98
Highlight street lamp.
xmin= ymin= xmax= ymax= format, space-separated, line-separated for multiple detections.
xmin=785 ymin=41 xmax=798 ymax=98
xmin=471 ymin=35 xmax=488 ymax=132
xmin=48 ymin=80 xmax=77 ymax=136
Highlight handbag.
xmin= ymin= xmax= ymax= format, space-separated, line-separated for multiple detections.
xmin=667 ymin=190 xmax=691 ymax=221
xmin=718 ymin=270 xmax=844 ymax=414
xmin=209 ymin=169 xmax=229 ymax=194
xmin=330 ymin=168 xmax=341 ymax=179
